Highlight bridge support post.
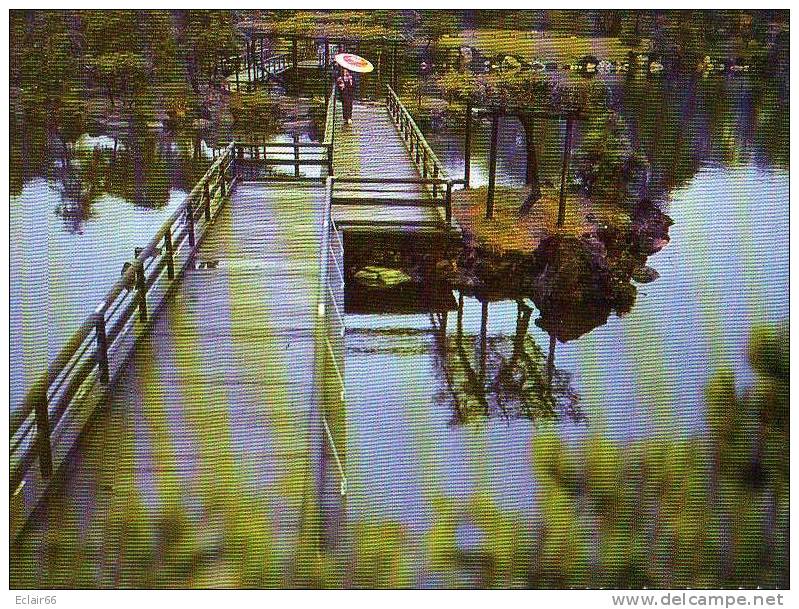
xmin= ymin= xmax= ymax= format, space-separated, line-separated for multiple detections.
xmin=186 ymin=200 xmax=196 ymax=249
xmin=164 ymin=227 xmax=175 ymax=280
xmin=479 ymin=300 xmax=489 ymax=387
xmin=464 ymin=100 xmax=472 ymax=188
xmin=445 ymin=180 xmax=453 ymax=226
xmin=391 ymin=42 xmax=398 ymax=90
xmin=204 ymin=183 xmax=212 ymax=221
xmin=486 ymin=110 xmax=499 ymax=220
xmin=95 ymin=313 xmax=110 ymax=384
xmin=245 ymin=39 xmax=251 ymax=88
xmin=456 ymin=291 xmax=464 ymax=338
xmin=135 ymin=259 xmax=147 ymax=322
xmin=260 ymin=37 xmax=265 ymax=81
xmin=34 ymin=390 xmax=52 ymax=478
xmin=557 ymin=115 xmax=574 ymax=228
xmin=294 ymin=135 xmax=301 ymax=178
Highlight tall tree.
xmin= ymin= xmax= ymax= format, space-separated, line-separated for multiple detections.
xmin=176 ymin=10 xmax=239 ymax=95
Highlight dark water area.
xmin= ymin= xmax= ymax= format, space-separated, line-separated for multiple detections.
xmin=354 ymin=71 xmax=789 ymax=435
xmin=9 ymin=127 xmax=199 ymax=407
xmin=427 ymin=72 xmax=788 ymax=196
xmin=8 ymin=118 xmax=318 ymax=410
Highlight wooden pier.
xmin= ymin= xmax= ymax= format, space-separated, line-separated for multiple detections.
xmin=11 ymin=81 xmax=462 ymax=587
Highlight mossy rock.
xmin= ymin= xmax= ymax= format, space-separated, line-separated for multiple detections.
xmin=353 ymin=266 xmax=413 ymax=289
xmin=631 ymin=265 xmax=659 ymax=283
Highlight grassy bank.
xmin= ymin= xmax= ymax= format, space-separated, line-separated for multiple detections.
xmin=452 ymin=185 xmax=630 ymax=255
xmin=437 ymin=30 xmax=638 ymax=63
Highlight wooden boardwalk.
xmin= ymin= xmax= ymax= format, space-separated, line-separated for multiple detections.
xmin=11 ymin=92 xmax=454 ymax=588
xmin=331 ymin=102 xmax=451 ymax=230
xmin=11 ymin=182 xmax=337 ymax=588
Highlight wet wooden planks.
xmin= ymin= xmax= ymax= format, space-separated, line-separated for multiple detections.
xmin=11 ymin=182 xmax=328 ymax=589
xmin=332 ymin=102 xmax=446 ymax=229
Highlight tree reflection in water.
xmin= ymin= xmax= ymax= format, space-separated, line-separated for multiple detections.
xmin=432 ymin=296 xmax=583 ymax=425
xmin=431 ymin=201 xmax=674 ymax=425
xmin=11 ymin=121 xmax=216 ymax=234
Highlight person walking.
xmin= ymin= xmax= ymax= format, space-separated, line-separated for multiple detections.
xmin=337 ymin=67 xmax=354 ymax=126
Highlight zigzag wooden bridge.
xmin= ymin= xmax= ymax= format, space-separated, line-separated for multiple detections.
xmin=10 ymin=82 xmax=464 ymax=586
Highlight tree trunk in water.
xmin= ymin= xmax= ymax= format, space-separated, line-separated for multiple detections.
xmin=519 ymin=114 xmax=542 ymax=215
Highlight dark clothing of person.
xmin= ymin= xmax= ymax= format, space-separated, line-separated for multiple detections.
xmin=337 ymin=70 xmax=354 ymax=122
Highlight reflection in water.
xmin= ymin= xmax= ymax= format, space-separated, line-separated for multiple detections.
xmin=432 ymin=296 xmax=583 ymax=426
xmin=335 ymin=155 xmax=786 ymax=586
xmin=8 ymin=125 xmax=215 ymax=411
xmin=429 ymin=73 xmax=787 ymax=201
xmin=9 ymin=64 xmax=789 ymax=587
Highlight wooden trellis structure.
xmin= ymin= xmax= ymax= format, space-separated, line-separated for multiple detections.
xmin=462 ymin=100 xmax=585 ymax=224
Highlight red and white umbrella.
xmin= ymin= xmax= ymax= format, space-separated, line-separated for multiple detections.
xmin=334 ymin=52 xmax=374 ymax=74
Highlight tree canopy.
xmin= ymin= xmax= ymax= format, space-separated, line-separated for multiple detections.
xmin=437 ymin=69 xmax=608 ymax=116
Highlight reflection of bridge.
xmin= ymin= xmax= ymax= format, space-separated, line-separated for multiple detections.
xmin=11 ymin=79 xmax=464 ymax=585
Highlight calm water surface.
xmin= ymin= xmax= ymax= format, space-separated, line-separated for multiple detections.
xmin=340 ymin=74 xmax=788 ymax=554
xmin=9 ymin=124 xmax=318 ymax=410
xmin=9 ymin=72 xmax=789 ymax=586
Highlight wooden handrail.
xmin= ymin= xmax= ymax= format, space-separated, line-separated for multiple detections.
xmin=385 ymin=84 xmax=447 ymax=184
xmin=11 ymin=142 xmax=237 ymax=488
xmin=233 ymin=140 xmax=332 ymax=179
xmin=323 ymin=83 xmax=337 ymax=146
xmin=315 ymin=175 xmax=347 ymax=496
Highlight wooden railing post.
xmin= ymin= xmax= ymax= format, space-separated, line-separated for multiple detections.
xmin=164 ymin=227 xmax=175 ymax=280
xmin=135 ymin=259 xmax=147 ymax=322
xmin=422 ymin=148 xmax=427 ymax=177
xmin=95 ymin=313 xmax=109 ymax=384
xmin=486 ymin=110 xmax=499 ymax=219
xmin=464 ymin=99 xmax=472 ymax=188
xmin=294 ymin=135 xmax=301 ymax=178
xmin=34 ymin=390 xmax=52 ymax=478
xmin=186 ymin=199 xmax=196 ymax=248
xmin=433 ymin=166 xmax=439 ymax=198
xmin=327 ymin=144 xmax=333 ymax=177
xmin=445 ymin=180 xmax=453 ymax=226
xmin=558 ymin=115 xmax=574 ymax=228
xmin=204 ymin=182 xmax=211 ymax=221
xmin=219 ymin=165 xmax=226 ymax=198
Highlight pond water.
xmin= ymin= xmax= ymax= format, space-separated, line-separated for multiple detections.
xmin=8 ymin=119 xmax=323 ymax=411
xmin=9 ymin=70 xmax=789 ymax=587
xmin=335 ymin=73 xmax=788 ymax=585
xmin=10 ymin=129 xmax=206 ymax=409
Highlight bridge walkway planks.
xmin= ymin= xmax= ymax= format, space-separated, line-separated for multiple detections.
xmin=331 ymin=101 xmax=448 ymax=230
xmin=10 ymin=181 xmax=332 ymax=588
